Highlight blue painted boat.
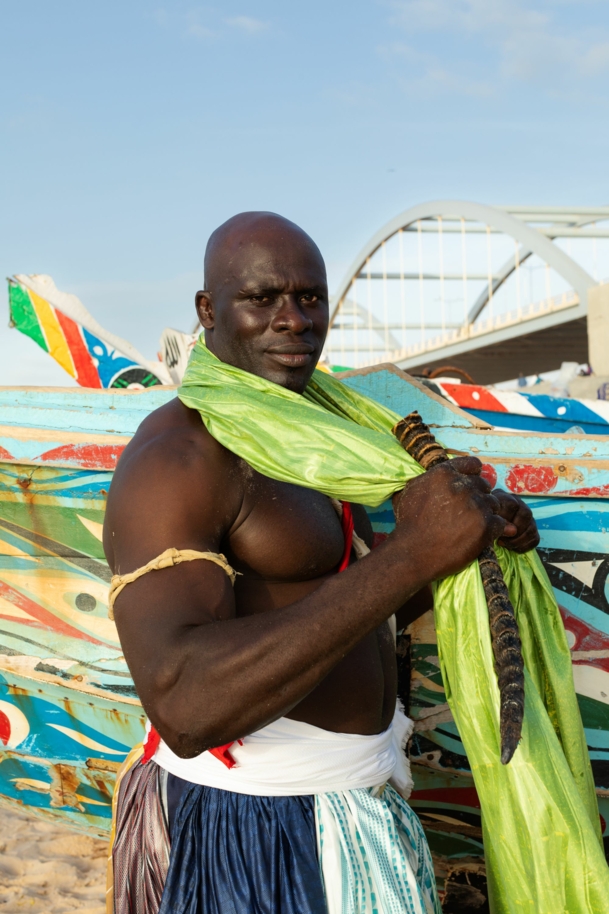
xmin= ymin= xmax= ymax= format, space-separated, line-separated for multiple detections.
xmin=0 ymin=372 xmax=608 ymax=891
xmin=426 ymin=379 xmax=609 ymax=436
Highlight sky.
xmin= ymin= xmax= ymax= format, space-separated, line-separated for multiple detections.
xmin=1 ymin=0 xmax=609 ymax=385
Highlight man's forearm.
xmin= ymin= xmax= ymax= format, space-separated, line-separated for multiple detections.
xmin=150 ymin=534 xmax=427 ymax=757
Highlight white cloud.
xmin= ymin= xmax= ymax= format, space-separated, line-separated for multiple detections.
xmin=151 ymin=8 xmax=269 ymax=42
xmin=391 ymin=0 xmax=547 ymax=34
xmin=152 ymin=8 xmax=169 ymax=28
xmin=385 ymin=0 xmax=609 ymax=95
xmin=378 ymin=41 xmax=492 ymax=96
xmin=226 ymin=15 xmax=269 ymax=34
xmin=185 ymin=11 xmax=216 ymax=40
xmin=188 ymin=23 xmax=215 ymax=38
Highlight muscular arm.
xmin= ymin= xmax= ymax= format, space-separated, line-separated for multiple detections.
xmin=351 ymin=503 xmax=433 ymax=632
xmin=104 ymin=406 xmax=506 ymax=758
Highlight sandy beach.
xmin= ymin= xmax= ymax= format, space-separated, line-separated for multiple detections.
xmin=0 ymin=803 xmax=106 ymax=913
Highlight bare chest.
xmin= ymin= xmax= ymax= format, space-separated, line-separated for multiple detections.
xmin=223 ymin=463 xmax=395 ymax=733
xmin=225 ymin=469 xmax=345 ymax=586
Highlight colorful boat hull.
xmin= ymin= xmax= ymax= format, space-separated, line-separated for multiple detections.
xmin=0 ymin=373 xmax=608 ymax=888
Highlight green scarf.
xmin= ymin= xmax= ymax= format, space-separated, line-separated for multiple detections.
xmin=180 ymin=338 xmax=608 ymax=913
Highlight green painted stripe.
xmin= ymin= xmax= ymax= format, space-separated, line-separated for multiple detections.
xmin=8 ymin=281 xmax=49 ymax=352
xmin=577 ymin=693 xmax=609 ymax=731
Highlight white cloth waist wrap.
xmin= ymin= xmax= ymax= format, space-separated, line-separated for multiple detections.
xmin=153 ymin=702 xmax=414 ymax=798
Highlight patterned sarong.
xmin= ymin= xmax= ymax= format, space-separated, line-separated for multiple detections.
xmin=108 ymin=757 xmax=440 ymax=914
xmin=316 ymin=786 xmax=440 ymax=914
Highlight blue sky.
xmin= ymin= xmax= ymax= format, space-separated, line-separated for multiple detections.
xmin=1 ymin=0 xmax=608 ymax=384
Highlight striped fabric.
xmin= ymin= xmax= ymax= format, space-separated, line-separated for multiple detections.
xmin=316 ymin=785 xmax=441 ymax=914
xmin=110 ymin=757 xmax=170 ymax=914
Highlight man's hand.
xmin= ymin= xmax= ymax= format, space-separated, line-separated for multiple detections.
xmin=492 ymin=488 xmax=540 ymax=553
xmin=391 ymin=456 xmax=507 ymax=581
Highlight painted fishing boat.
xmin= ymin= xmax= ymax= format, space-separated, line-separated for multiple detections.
xmin=427 ymin=379 xmax=609 ymax=437
xmin=0 ymin=371 xmax=608 ymax=905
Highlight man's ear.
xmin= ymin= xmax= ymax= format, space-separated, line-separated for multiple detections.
xmin=196 ymin=291 xmax=214 ymax=329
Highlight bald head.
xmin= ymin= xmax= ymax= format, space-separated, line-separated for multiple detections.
xmin=204 ymin=212 xmax=325 ymax=294
xmin=196 ymin=212 xmax=329 ymax=393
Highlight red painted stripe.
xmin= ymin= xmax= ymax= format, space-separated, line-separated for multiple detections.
xmin=55 ymin=310 xmax=102 ymax=389
xmin=36 ymin=443 xmax=125 ymax=470
xmin=0 ymin=447 xmax=14 ymax=461
xmin=441 ymin=383 xmax=509 ymax=413
xmin=0 ymin=709 xmax=10 ymax=745
xmin=564 ymin=484 xmax=609 ymax=499
xmin=558 ymin=605 xmax=609 ymax=672
xmin=559 ymin=605 xmax=609 ymax=675
xmin=0 ymin=580 xmax=106 ymax=645
xmin=410 ymin=786 xmax=481 ymax=808
xmin=0 ymin=612 xmax=46 ymax=630
xmin=559 ymin=605 xmax=609 ymax=652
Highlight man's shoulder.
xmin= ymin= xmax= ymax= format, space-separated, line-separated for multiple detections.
xmin=104 ymin=398 xmax=243 ymax=569
xmin=120 ymin=397 xmax=234 ymax=475
xmin=107 ymin=398 xmax=241 ymax=516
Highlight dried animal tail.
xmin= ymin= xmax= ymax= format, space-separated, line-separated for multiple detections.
xmin=392 ymin=411 xmax=524 ymax=764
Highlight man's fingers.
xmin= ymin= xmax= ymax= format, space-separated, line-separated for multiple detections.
xmin=487 ymin=494 xmax=501 ymax=514
xmin=499 ymin=526 xmax=540 ymax=553
xmin=514 ymin=503 xmax=534 ymax=530
xmin=497 ymin=500 xmax=539 ymax=551
xmin=485 ymin=494 xmax=508 ymax=542
xmin=489 ymin=514 xmax=508 ymax=541
xmin=450 ymin=456 xmax=483 ymax=477
xmin=492 ymin=489 xmax=519 ymax=522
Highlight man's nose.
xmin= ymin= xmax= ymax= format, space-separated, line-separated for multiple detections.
xmin=270 ymin=295 xmax=313 ymax=333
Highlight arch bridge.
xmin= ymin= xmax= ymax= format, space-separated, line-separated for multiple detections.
xmin=324 ymin=201 xmax=609 ymax=384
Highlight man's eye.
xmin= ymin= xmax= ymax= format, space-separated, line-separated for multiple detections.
xmin=300 ymin=294 xmax=319 ymax=304
xmin=250 ymin=295 xmax=270 ymax=303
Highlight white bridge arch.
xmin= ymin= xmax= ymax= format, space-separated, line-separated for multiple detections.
xmin=325 ymin=201 xmax=609 ymax=384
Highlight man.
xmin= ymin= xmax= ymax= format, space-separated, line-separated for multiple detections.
xmin=104 ymin=212 xmax=539 ymax=914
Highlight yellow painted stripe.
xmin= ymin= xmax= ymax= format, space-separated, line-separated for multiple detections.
xmin=11 ymin=777 xmax=50 ymax=792
xmin=76 ymin=793 xmax=107 ymax=807
xmin=29 ymin=290 xmax=76 ymax=378
xmin=77 ymin=514 xmax=104 ymax=542
xmin=411 ymin=669 xmax=446 ymax=693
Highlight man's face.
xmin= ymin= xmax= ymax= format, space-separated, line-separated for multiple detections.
xmin=196 ymin=229 xmax=329 ymax=393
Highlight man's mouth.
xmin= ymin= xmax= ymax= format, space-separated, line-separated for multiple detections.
xmin=266 ymin=345 xmax=315 ymax=368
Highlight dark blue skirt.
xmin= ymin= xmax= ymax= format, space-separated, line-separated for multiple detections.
xmin=158 ymin=775 xmax=327 ymax=914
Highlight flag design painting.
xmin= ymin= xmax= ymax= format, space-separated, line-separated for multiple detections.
xmin=428 ymin=379 xmax=609 ymax=436
xmin=8 ymin=275 xmax=171 ymax=389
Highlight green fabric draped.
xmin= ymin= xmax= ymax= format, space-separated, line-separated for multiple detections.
xmin=179 ymin=338 xmax=609 ymax=912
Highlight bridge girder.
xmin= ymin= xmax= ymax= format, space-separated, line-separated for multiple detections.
xmin=328 ymin=201 xmax=600 ymax=382
xmin=330 ymin=200 xmax=596 ymax=327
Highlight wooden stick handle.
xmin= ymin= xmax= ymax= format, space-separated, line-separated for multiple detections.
xmin=392 ymin=411 xmax=524 ymax=764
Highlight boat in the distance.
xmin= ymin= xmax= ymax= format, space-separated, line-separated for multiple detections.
xmin=427 ymin=378 xmax=609 ymax=436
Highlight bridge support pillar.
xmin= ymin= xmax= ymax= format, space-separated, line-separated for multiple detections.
xmin=588 ymin=284 xmax=609 ymax=375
